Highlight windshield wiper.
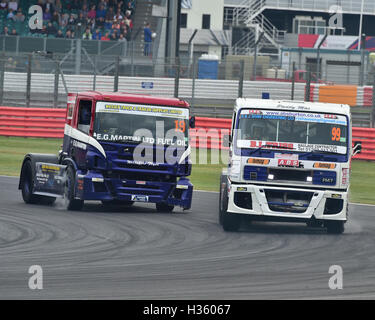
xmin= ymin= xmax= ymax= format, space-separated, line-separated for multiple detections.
xmin=249 ymin=144 xmax=295 ymax=155
xmin=300 ymin=150 xmax=343 ymax=157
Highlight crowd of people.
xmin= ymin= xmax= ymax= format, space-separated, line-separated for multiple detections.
xmin=0 ymin=0 xmax=136 ymax=41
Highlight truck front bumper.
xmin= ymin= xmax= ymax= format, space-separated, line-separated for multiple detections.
xmin=227 ymin=183 xmax=348 ymax=222
xmin=75 ymin=171 xmax=193 ymax=210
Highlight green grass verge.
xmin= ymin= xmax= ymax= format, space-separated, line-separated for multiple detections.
xmin=1 ymin=137 xmax=374 ymax=205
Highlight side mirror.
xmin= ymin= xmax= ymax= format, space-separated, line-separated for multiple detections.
xmin=223 ymin=134 xmax=232 ymax=148
xmin=189 ymin=116 xmax=196 ymax=129
xmin=353 ymin=141 xmax=362 ymax=156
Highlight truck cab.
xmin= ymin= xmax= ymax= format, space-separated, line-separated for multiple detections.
xmin=19 ymin=92 xmax=194 ymax=212
xmin=219 ymin=98 xmax=361 ymax=234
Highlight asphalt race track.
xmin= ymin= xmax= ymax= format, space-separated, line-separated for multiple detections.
xmin=0 ymin=175 xmax=374 ymax=299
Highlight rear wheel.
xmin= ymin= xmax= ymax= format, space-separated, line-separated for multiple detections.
xmin=156 ymin=202 xmax=174 ymax=213
xmin=21 ymin=161 xmax=40 ymax=204
xmin=326 ymin=220 xmax=345 ymax=234
xmin=64 ymin=166 xmax=84 ymax=211
xmin=219 ymin=175 xmax=241 ymax=232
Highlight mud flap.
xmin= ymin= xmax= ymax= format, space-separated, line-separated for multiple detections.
xmin=33 ymin=162 xmax=67 ymax=198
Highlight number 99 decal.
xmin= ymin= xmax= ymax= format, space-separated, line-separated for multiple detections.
xmin=332 ymin=127 xmax=341 ymax=142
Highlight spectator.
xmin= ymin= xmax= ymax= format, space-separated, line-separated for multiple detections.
xmin=46 ymin=22 xmax=57 ymax=37
xmin=126 ymin=1 xmax=134 ymax=17
xmin=87 ymin=5 xmax=96 ymax=19
xmin=144 ymin=22 xmax=153 ymax=56
xmin=101 ymin=32 xmax=110 ymax=41
xmin=112 ymin=19 xmax=121 ymax=32
xmin=67 ymin=13 xmax=76 ymax=27
xmin=56 ymin=29 xmax=64 ymax=38
xmin=104 ymin=19 xmax=113 ymax=30
xmin=43 ymin=0 xmax=55 ymax=14
xmin=82 ymin=27 xmax=92 ymax=40
xmin=65 ymin=29 xmax=73 ymax=39
xmin=124 ymin=11 xmax=133 ymax=29
xmin=51 ymin=11 xmax=61 ymax=25
xmin=10 ymin=29 xmax=18 ymax=36
xmin=110 ymin=32 xmax=117 ymax=41
xmin=0 ymin=0 xmax=8 ymax=10
xmin=43 ymin=8 xmax=52 ymax=22
xmin=7 ymin=9 xmax=15 ymax=20
xmin=8 ymin=1 xmax=18 ymax=11
xmin=96 ymin=16 xmax=105 ymax=29
xmin=106 ymin=6 xmax=114 ymax=21
xmin=76 ymin=12 xmax=86 ymax=27
xmin=13 ymin=9 xmax=26 ymax=22
xmin=92 ymin=29 xmax=102 ymax=40
xmin=61 ymin=13 xmax=69 ymax=27
xmin=55 ymin=0 xmax=62 ymax=13
xmin=114 ymin=8 xmax=123 ymax=20
xmin=1 ymin=26 xmax=9 ymax=35
xmin=80 ymin=4 xmax=89 ymax=18
xmin=118 ymin=33 xmax=125 ymax=41
xmin=96 ymin=4 xmax=106 ymax=19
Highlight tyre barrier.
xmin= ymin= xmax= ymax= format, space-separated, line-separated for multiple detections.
xmin=0 ymin=107 xmax=374 ymax=160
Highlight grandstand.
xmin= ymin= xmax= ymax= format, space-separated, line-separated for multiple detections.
xmin=0 ymin=0 xmax=137 ymax=40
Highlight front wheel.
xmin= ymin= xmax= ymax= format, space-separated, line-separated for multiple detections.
xmin=21 ymin=160 xmax=40 ymax=204
xmin=156 ymin=203 xmax=174 ymax=213
xmin=325 ymin=221 xmax=345 ymax=234
xmin=219 ymin=174 xmax=241 ymax=232
xmin=64 ymin=166 xmax=84 ymax=211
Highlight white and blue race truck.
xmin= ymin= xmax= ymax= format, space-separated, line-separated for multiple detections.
xmin=220 ymin=99 xmax=362 ymax=234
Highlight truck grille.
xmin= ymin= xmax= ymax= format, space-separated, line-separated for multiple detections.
xmin=265 ymin=189 xmax=313 ymax=213
xmin=268 ymin=168 xmax=312 ymax=182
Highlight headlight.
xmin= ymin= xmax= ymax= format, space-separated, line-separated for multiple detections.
xmin=230 ymin=160 xmax=241 ymax=180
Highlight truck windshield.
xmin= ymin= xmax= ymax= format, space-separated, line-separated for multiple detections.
xmin=237 ymin=109 xmax=348 ymax=155
xmin=93 ymin=101 xmax=189 ymax=147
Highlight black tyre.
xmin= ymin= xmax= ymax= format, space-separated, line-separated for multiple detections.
xmin=326 ymin=220 xmax=345 ymax=234
xmin=64 ymin=166 xmax=84 ymax=211
xmin=219 ymin=174 xmax=241 ymax=232
xmin=156 ymin=202 xmax=174 ymax=212
xmin=21 ymin=160 xmax=40 ymax=204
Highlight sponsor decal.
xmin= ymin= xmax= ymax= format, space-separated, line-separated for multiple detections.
xmin=331 ymin=194 xmax=342 ymax=199
xmin=176 ymin=185 xmax=189 ymax=190
xmin=73 ymin=140 xmax=87 ymax=150
xmin=131 ymin=195 xmax=149 ymax=202
xmin=247 ymin=158 xmax=270 ymax=165
xmin=314 ymin=162 xmax=336 ymax=169
xmin=237 ymin=187 xmax=247 ymax=192
xmin=278 ymin=159 xmax=300 ymax=167
xmin=275 ymin=153 xmax=299 ymax=160
xmin=322 ymin=177 xmax=335 ymax=184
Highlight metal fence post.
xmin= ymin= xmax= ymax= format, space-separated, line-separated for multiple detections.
xmin=174 ymin=58 xmax=180 ymax=98
xmin=75 ymin=39 xmax=82 ymax=75
xmin=0 ymin=53 xmax=4 ymax=105
xmin=114 ymin=56 xmax=120 ymax=92
xmin=238 ymin=60 xmax=245 ymax=98
xmin=131 ymin=41 xmax=135 ymax=77
xmin=191 ymin=57 xmax=196 ymax=115
xmin=291 ymin=62 xmax=296 ymax=101
xmin=305 ymin=71 xmax=311 ymax=102
xmin=93 ymin=55 xmax=97 ymax=91
xmin=360 ymin=34 xmax=366 ymax=86
xmin=54 ymin=60 xmax=59 ymax=108
xmin=26 ymin=53 xmax=32 ymax=108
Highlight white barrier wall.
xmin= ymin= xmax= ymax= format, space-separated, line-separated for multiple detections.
xmin=3 ymin=72 xmax=306 ymax=101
